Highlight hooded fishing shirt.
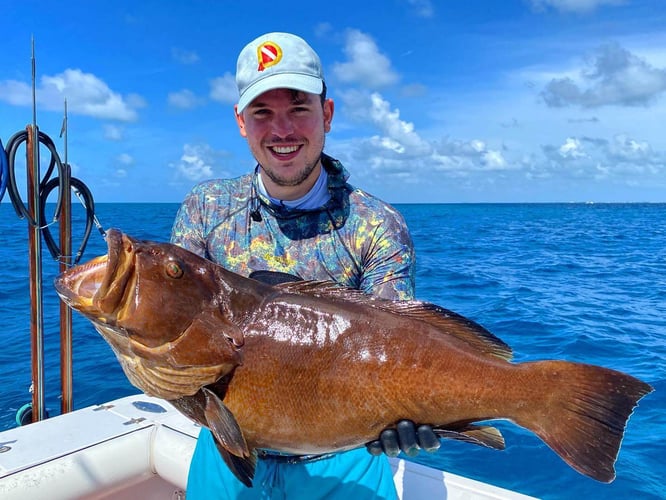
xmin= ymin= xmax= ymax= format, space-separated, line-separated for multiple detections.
xmin=171 ymin=154 xmax=415 ymax=301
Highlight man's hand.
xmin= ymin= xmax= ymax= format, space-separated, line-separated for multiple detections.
xmin=366 ymin=420 xmax=440 ymax=457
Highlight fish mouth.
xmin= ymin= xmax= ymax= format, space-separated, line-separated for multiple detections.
xmin=54 ymin=228 xmax=135 ymax=319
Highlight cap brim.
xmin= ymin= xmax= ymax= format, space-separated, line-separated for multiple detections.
xmin=237 ymin=73 xmax=323 ymax=113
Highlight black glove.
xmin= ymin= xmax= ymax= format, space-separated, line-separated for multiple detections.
xmin=366 ymin=420 xmax=440 ymax=457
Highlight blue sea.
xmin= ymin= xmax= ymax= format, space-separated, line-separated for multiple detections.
xmin=0 ymin=202 xmax=664 ymax=499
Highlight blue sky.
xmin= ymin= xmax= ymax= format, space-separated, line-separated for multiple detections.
xmin=2 ymin=0 xmax=665 ymax=203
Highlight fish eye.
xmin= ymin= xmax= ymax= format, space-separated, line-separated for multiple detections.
xmin=165 ymin=261 xmax=184 ymax=279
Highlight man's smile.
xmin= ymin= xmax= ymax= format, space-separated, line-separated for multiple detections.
xmin=270 ymin=145 xmax=300 ymax=154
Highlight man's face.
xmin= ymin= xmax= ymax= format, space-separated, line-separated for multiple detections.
xmin=235 ymin=88 xmax=334 ymax=200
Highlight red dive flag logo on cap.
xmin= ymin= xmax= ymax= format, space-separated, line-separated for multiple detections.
xmin=257 ymin=41 xmax=283 ymax=71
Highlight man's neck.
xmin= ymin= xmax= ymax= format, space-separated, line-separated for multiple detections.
xmin=257 ymin=163 xmax=331 ymax=209
xmin=259 ymin=162 xmax=322 ymax=201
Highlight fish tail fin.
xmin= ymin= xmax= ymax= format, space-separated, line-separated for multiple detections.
xmin=516 ymin=360 xmax=653 ymax=483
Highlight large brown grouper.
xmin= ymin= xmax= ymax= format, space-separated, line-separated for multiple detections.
xmin=54 ymin=229 xmax=653 ymax=487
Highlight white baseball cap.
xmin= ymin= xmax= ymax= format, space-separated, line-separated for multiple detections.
xmin=236 ymin=32 xmax=324 ymax=113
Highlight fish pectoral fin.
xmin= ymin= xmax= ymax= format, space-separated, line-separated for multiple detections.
xmin=167 ymin=312 xmax=244 ymax=367
xmin=434 ymin=424 xmax=506 ymax=450
xmin=203 ymin=387 xmax=249 ymax=458
xmin=212 ymin=438 xmax=257 ymax=488
xmin=203 ymin=387 xmax=256 ymax=487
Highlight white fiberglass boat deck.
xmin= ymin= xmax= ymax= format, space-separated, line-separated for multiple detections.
xmin=0 ymin=394 xmax=535 ymax=499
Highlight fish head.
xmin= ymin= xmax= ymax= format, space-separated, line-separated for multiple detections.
xmin=55 ymin=228 xmax=244 ymax=399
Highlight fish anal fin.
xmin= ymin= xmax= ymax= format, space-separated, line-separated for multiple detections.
xmin=203 ymin=387 xmax=249 ymax=458
xmin=434 ymin=424 xmax=506 ymax=450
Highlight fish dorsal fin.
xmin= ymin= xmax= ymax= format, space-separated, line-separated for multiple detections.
xmin=383 ymin=301 xmax=513 ymax=361
xmin=249 ymin=270 xmax=302 ymax=286
xmin=276 ymin=280 xmax=513 ymax=361
xmin=275 ymin=280 xmax=368 ymax=299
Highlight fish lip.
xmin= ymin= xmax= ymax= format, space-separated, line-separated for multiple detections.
xmin=94 ymin=229 xmax=137 ymax=316
xmin=97 ymin=228 xmax=124 ymax=297
xmin=54 ymin=228 xmax=131 ymax=315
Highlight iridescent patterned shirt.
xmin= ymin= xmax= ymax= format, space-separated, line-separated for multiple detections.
xmin=170 ymin=154 xmax=415 ymax=301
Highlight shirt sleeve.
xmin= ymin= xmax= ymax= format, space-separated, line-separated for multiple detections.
xmin=357 ymin=206 xmax=416 ymax=301
xmin=170 ymin=185 xmax=208 ymax=257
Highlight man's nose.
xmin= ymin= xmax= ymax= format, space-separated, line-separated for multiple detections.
xmin=271 ymin=112 xmax=295 ymax=137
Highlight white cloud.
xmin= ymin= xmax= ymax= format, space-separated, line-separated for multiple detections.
xmin=0 ymin=69 xmax=144 ymax=121
xmin=103 ymin=124 xmax=123 ymax=141
xmin=332 ymin=43 xmax=665 ymax=201
xmin=210 ymin=73 xmax=238 ymax=104
xmin=171 ymin=47 xmax=200 ymax=65
xmin=527 ymin=0 xmax=626 ymax=13
xmin=401 ymin=83 xmax=428 ymax=98
xmin=540 ymin=133 xmax=665 ymax=182
xmin=482 ymin=150 xmax=508 ymax=169
xmin=314 ymin=22 xmax=333 ymax=38
xmin=403 ymin=0 xmax=434 ymax=17
xmin=431 ymin=138 xmax=510 ymax=173
xmin=558 ymin=137 xmax=588 ymax=159
xmin=541 ymin=42 xmax=666 ymax=108
xmin=332 ymin=30 xmax=399 ymax=88
xmin=117 ymin=153 xmax=134 ymax=165
xmin=110 ymin=153 xmax=133 ymax=179
xmin=369 ymin=136 xmax=406 ymax=154
xmin=172 ymin=143 xmax=216 ymax=181
xmin=368 ymin=93 xmax=431 ymax=154
xmin=608 ymin=134 xmax=652 ymax=162
xmin=341 ymin=90 xmax=430 ymax=156
xmin=168 ymin=89 xmax=203 ymax=109
xmin=336 ymin=90 xmax=511 ymax=179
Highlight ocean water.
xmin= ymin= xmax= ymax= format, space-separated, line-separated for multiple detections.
xmin=0 ymin=202 xmax=664 ymax=499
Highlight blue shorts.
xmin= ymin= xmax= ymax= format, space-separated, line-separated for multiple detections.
xmin=186 ymin=428 xmax=398 ymax=499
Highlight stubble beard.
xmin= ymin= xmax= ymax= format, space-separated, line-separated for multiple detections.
xmin=260 ymin=137 xmax=325 ymax=188
xmin=261 ymin=158 xmax=319 ymax=187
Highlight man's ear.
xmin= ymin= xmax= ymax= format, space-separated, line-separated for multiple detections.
xmin=323 ymin=99 xmax=334 ymax=133
xmin=234 ymin=105 xmax=248 ymax=138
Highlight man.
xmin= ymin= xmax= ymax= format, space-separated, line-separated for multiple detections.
xmin=171 ymin=32 xmax=438 ymax=500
